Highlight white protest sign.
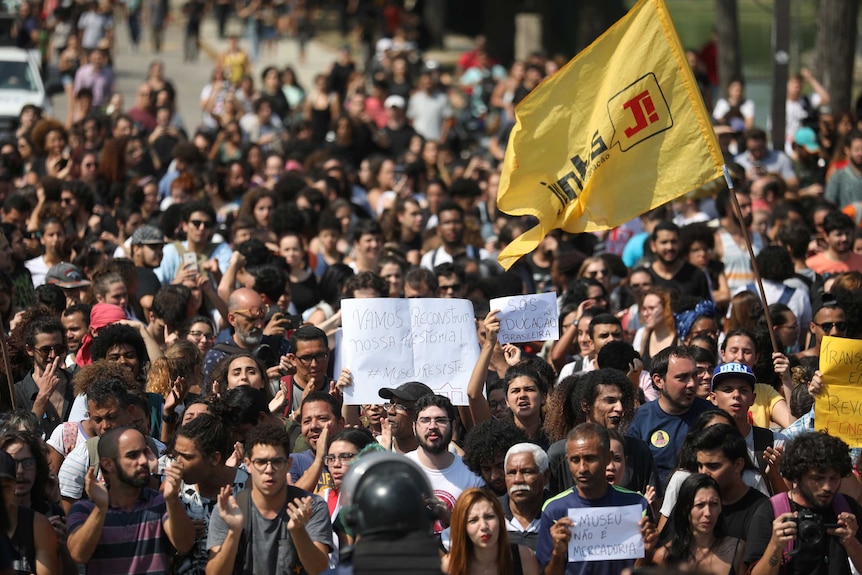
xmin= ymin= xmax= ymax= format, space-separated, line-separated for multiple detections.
xmin=340 ymin=298 xmax=479 ymax=405
xmin=567 ymin=504 xmax=644 ymax=562
xmin=490 ymin=292 xmax=559 ymax=344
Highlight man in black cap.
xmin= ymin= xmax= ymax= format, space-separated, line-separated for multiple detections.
xmin=45 ymin=262 xmax=91 ymax=307
xmin=378 ymin=381 xmax=433 ymax=454
xmin=130 ymin=225 xmax=165 ymax=320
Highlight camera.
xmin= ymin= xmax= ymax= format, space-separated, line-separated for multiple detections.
xmin=795 ymin=509 xmax=840 ymax=546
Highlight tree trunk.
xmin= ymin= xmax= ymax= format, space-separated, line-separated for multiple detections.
xmin=815 ymin=0 xmax=859 ymax=114
xmin=575 ymin=0 xmax=627 ymax=53
xmin=715 ymin=0 xmax=742 ymax=91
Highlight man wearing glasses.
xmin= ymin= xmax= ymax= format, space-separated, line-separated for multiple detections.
xmin=207 ymin=425 xmax=331 ymax=575
xmin=378 ymin=381 xmax=434 ymax=454
xmin=203 ymin=288 xmax=274 ymax=386
xmin=404 ymin=394 xmax=483 ymax=532
xmin=14 ymin=315 xmax=72 ymax=437
xmin=155 ymin=201 xmax=231 ymax=286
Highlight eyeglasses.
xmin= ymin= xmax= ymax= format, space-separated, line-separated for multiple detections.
xmin=188 ymin=330 xmax=215 ymax=340
xmin=250 ymin=457 xmax=288 ymax=472
xmin=83 ymin=162 xmax=97 ymax=168
xmin=322 ymin=453 xmax=356 ymax=465
xmin=587 ymin=269 xmax=608 ymax=278
xmin=13 ymin=457 xmax=35 ymax=470
xmin=814 ymin=321 xmax=846 ymax=332
xmin=629 ymin=283 xmax=651 ymax=290
xmin=188 ymin=219 xmax=214 ymax=229
xmin=295 ymin=351 xmax=328 ymax=365
xmin=60 ymin=197 xmax=74 ymax=205
xmin=439 ymin=284 xmax=462 ymax=292
xmin=32 ymin=344 xmax=67 ymax=357
xmin=233 ymin=307 xmax=266 ymax=319
xmin=383 ymin=402 xmax=413 ymax=414
xmin=416 ymin=416 xmax=450 ymax=427
xmin=488 ymin=399 xmax=508 ymax=410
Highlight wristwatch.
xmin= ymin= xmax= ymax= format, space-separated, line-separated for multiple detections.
xmin=162 ymin=411 xmax=179 ymax=424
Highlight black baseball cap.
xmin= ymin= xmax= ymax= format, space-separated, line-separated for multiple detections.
xmin=378 ymin=381 xmax=434 ymax=402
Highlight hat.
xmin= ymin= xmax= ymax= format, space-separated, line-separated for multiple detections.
xmin=712 ymin=362 xmax=756 ymax=390
xmin=384 ymin=95 xmax=406 ymax=109
xmin=379 ymin=381 xmax=434 ymax=402
xmin=794 ymin=127 xmax=820 ymax=153
xmin=46 ymin=263 xmax=91 ymax=289
xmin=130 ymin=225 xmax=165 ymax=245
xmin=0 ymin=452 xmax=14 ymax=480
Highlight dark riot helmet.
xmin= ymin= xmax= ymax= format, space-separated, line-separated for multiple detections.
xmin=339 ymin=452 xmax=436 ymax=536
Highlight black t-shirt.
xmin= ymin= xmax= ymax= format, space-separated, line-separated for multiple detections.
xmin=744 ymin=494 xmax=862 ymax=575
xmin=291 ymin=273 xmax=319 ymax=316
xmin=649 ymin=262 xmax=712 ymax=300
xmin=383 ymin=124 xmax=417 ymax=160
xmin=723 ymin=487 xmax=767 ymax=540
xmin=136 ymin=266 xmax=162 ymax=297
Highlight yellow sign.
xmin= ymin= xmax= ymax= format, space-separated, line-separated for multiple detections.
xmin=495 ymin=0 xmax=724 ymax=270
xmin=816 ymin=336 xmax=862 ymax=447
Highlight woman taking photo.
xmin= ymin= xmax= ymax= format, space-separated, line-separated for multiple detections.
xmin=443 ymin=488 xmax=538 ymax=575
xmin=654 ymin=474 xmax=745 ymax=575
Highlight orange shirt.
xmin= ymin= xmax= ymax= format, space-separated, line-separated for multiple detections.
xmin=805 ymin=250 xmax=862 ymax=275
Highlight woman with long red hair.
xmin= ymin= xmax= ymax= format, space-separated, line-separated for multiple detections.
xmin=442 ymin=488 xmax=538 ymax=575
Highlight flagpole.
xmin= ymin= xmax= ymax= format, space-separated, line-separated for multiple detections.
xmin=0 ymin=312 xmax=16 ymax=410
xmin=722 ymin=165 xmax=779 ymax=354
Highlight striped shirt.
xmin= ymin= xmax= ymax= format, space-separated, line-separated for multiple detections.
xmin=67 ymin=488 xmax=173 ymax=575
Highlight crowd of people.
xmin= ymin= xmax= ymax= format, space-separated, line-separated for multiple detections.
xmin=0 ymin=1 xmax=862 ymax=574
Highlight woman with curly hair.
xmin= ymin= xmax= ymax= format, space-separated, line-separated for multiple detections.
xmin=146 ymin=340 xmax=202 ymax=443
xmin=30 ymin=119 xmax=71 ymax=179
xmin=442 ymin=488 xmax=538 ymax=575
xmin=47 ymin=360 xmax=137 ymax=473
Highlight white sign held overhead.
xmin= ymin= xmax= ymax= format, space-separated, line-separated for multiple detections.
xmin=340 ymin=298 xmax=479 ymax=405
xmin=490 ymin=292 xmax=559 ymax=344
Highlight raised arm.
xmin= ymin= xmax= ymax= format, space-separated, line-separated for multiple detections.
xmin=162 ymin=461 xmax=196 ymax=553
xmin=465 ymin=310 xmax=499 ymax=427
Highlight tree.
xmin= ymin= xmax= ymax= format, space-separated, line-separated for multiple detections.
xmin=715 ymin=0 xmax=742 ymax=91
xmin=814 ymin=0 xmax=859 ymax=114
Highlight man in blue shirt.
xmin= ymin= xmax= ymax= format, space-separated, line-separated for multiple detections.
xmin=627 ymin=346 xmax=713 ymax=486
xmin=537 ymin=422 xmax=657 ymax=575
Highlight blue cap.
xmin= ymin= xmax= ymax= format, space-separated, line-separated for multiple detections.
xmin=712 ymin=362 xmax=756 ymax=390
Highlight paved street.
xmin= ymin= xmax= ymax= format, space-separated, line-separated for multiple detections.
xmin=52 ymin=13 xmax=340 ymax=130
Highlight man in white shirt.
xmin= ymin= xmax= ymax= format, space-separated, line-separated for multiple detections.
xmin=405 ymin=394 xmax=483 ymax=532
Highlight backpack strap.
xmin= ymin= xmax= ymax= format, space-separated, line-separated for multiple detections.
xmin=232 ymin=488 xmax=252 ymax=575
xmin=777 ymin=285 xmax=796 ymax=306
xmin=769 ymin=492 xmax=793 ymax=563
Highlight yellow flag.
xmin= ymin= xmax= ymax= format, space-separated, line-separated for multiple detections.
xmin=496 ymin=0 xmax=724 ymax=270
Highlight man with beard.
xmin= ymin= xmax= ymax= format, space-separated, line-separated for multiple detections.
xmin=805 ymin=211 xmax=862 ymax=274
xmin=745 ymin=432 xmax=862 ymax=575
xmin=627 ymin=346 xmax=713 ymax=486
xmin=203 ymin=288 xmax=267 ymax=385
xmin=67 ymin=426 xmax=195 ymax=573
xmin=714 ymin=186 xmax=764 ymax=294
xmin=15 ymin=315 xmax=73 ymax=437
xmin=500 ymin=443 xmax=549 ymax=550
xmin=404 ymin=394 xmax=483 ymax=532
xmin=647 ymin=221 xmax=712 ymax=300
xmin=378 ymin=381 xmax=434 ymax=454
xmin=826 ymin=131 xmax=862 ymax=209
xmin=61 ymin=304 xmax=90 ymax=370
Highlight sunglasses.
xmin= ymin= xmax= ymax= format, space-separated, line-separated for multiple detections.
xmin=814 ymin=321 xmax=846 ymax=332
xmin=188 ymin=219 xmax=214 ymax=229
